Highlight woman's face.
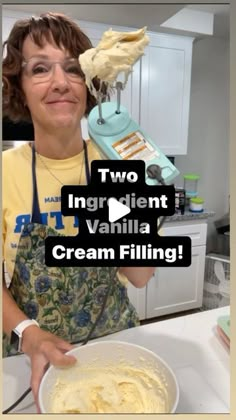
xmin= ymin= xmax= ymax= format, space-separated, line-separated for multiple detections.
xmin=21 ymin=35 xmax=87 ymax=131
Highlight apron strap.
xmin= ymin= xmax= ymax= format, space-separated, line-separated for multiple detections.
xmin=31 ymin=140 xmax=91 ymax=224
xmin=83 ymin=140 xmax=91 ymax=184
xmin=31 ymin=143 xmax=42 ymax=224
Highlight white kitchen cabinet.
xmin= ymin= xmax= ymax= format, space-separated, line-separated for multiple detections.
xmin=146 ymin=221 xmax=207 ymax=318
xmin=140 ymin=32 xmax=194 ymax=155
xmin=146 ymin=244 xmax=206 ymax=318
xmin=127 ymin=220 xmax=208 ymax=319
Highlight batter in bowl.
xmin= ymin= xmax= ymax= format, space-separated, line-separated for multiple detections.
xmin=50 ymin=364 xmax=169 ymax=413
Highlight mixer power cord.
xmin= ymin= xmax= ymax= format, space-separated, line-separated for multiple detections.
xmin=146 ymin=163 xmax=167 ymax=231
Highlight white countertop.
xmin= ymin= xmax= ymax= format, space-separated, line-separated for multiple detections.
xmin=3 ymin=306 xmax=230 ymax=414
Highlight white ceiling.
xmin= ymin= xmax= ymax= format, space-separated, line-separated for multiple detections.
xmin=3 ymin=3 xmax=230 ymax=39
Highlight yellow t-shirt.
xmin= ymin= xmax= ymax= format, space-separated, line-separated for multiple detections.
xmin=2 ymin=141 xmax=102 ymax=280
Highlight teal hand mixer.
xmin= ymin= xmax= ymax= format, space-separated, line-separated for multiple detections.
xmin=88 ymin=81 xmax=179 ymax=185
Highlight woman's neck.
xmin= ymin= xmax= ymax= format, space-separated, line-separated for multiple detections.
xmin=33 ymin=125 xmax=84 ymax=159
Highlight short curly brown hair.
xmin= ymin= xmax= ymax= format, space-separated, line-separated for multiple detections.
xmin=2 ymin=12 xmax=100 ymax=122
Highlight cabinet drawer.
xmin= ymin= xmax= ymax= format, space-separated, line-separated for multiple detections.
xmin=162 ymin=223 xmax=207 ymax=246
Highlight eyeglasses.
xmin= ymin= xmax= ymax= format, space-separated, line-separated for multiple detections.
xmin=21 ymin=57 xmax=85 ymax=82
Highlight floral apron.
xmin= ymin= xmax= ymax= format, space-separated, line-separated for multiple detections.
xmin=3 ymin=142 xmax=139 ymax=357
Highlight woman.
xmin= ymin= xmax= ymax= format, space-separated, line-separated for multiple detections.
xmin=2 ymin=12 xmax=155 ymax=410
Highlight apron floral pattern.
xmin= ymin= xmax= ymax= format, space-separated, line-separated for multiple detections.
xmin=3 ymin=142 xmax=139 ymax=357
xmin=3 ymin=224 xmax=139 ymax=357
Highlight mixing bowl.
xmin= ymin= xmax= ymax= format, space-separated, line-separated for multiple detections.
xmin=39 ymin=340 xmax=179 ymax=413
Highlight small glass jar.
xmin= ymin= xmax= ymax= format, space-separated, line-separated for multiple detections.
xmin=183 ymin=174 xmax=199 ymax=198
xmin=189 ymin=197 xmax=204 ymax=212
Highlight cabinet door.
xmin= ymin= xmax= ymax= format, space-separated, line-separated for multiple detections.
xmin=146 ymin=245 xmax=206 ymax=318
xmin=127 ymin=283 xmax=146 ymax=321
xmin=140 ymin=33 xmax=193 ymax=155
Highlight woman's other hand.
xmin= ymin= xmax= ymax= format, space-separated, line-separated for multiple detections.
xmin=22 ymin=326 xmax=76 ymax=413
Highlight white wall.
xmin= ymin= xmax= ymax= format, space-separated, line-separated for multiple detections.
xmin=174 ymin=36 xmax=229 ymax=252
